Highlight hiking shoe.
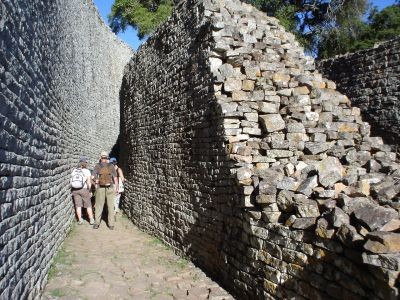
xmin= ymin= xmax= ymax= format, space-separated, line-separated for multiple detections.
xmin=89 ymin=219 xmax=95 ymax=225
xmin=77 ymin=220 xmax=83 ymax=225
xmin=109 ymin=226 xmax=114 ymax=230
xmin=93 ymin=224 xmax=99 ymax=229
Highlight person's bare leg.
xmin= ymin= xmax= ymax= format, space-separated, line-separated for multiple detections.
xmin=114 ymin=194 xmax=121 ymax=214
xmin=87 ymin=207 xmax=94 ymax=224
xmin=76 ymin=207 xmax=82 ymax=223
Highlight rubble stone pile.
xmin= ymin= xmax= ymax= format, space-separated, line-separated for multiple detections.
xmin=207 ymin=0 xmax=400 ymax=298
xmin=121 ymin=0 xmax=400 ymax=299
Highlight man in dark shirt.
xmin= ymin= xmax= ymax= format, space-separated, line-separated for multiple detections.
xmin=92 ymin=151 xmax=118 ymax=229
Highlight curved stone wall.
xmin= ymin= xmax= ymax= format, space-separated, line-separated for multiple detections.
xmin=317 ymin=38 xmax=400 ymax=147
xmin=0 ymin=0 xmax=132 ymax=298
xmin=121 ymin=0 xmax=400 ymax=299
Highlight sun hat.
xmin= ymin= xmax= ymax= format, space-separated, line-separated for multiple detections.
xmin=109 ymin=157 xmax=117 ymax=163
xmin=79 ymin=156 xmax=88 ymax=163
xmin=100 ymin=151 xmax=108 ymax=158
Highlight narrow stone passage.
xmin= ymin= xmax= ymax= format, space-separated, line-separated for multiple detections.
xmin=42 ymin=215 xmax=233 ymax=300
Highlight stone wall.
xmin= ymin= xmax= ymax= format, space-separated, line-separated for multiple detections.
xmin=121 ymin=0 xmax=400 ymax=299
xmin=2 ymin=0 xmax=400 ymax=298
xmin=0 ymin=0 xmax=132 ymax=298
xmin=317 ymin=38 xmax=400 ymax=147
xmin=120 ymin=0 xmax=237 ymax=277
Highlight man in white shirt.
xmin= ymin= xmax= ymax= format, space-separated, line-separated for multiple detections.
xmin=71 ymin=157 xmax=95 ymax=225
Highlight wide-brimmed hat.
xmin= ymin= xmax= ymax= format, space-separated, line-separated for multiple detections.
xmin=100 ymin=151 xmax=108 ymax=158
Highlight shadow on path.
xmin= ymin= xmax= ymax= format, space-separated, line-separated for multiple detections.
xmin=42 ymin=215 xmax=233 ymax=300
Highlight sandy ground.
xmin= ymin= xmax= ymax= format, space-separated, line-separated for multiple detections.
xmin=42 ymin=214 xmax=234 ymax=300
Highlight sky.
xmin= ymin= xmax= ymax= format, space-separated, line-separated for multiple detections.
xmin=92 ymin=0 xmax=397 ymax=50
xmin=93 ymin=0 xmax=144 ymax=50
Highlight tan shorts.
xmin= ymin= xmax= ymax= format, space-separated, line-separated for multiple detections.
xmin=72 ymin=189 xmax=92 ymax=208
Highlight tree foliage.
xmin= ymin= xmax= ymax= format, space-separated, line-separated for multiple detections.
xmin=318 ymin=4 xmax=400 ymax=58
xmin=316 ymin=0 xmax=370 ymax=58
xmin=109 ymin=0 xmax=399 ymax=57
xmin=246 ymin=0 xmax=400 ymax=58
xmin=108 ymin=0 xmax=173 ymax=39
xmin=369 ymin=4 xmax=400 ymax=41
xmin=245 ymin=0 xmax=370 ymax=56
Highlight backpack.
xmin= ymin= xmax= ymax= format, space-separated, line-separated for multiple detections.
xmin=71 ymin=168 xmax=86 ymax=189
xmin=98 ymin=164 xmax=113 ymax=186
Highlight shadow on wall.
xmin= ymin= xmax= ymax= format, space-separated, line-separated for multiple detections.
xmin=251 ymin=222 xmax=397 ymax=299
xmin=157 ymin=37 xmax=245 ymax=296
xmin=115 ymin=82 xmax=400 ymax=299
xmin=114 ymin=0 xmax=240 ymax=295
xmin=109 ymin=0 xmax=400 ymax=299
xmin=180 ymin=85 xmax=236 ymax=280
xmin=109 ymin=134 xmax=122 ymax=160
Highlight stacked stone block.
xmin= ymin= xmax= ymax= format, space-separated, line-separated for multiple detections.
xmin=208 ymin=1 xmax=400 ymax=298
xmin=119 ymin=0 xmax=238 ymax=279
xmin=0 ymin=0 xmax=132 ymax=298
xmin=121 ymin=0 xmax=400 ymax=299
xmin=317 ymin=38 xmax=400 ymax=147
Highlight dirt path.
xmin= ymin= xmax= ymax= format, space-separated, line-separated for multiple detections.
xmin=42 ymin=214 xmax=234 ymax=300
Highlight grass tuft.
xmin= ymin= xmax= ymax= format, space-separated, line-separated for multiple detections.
xmin=49 ymin=288 xmax=66 ymax=297
xmin=47 ymin=247 xmax=73 ymax=280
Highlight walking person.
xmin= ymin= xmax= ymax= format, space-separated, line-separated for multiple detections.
xmin=70 ymin=157 xmax=95 ymax=225
xmin=109 ymin=157 xmax=125 ymax=218
xmin=92 ymin=151 xmax=118 ymax=230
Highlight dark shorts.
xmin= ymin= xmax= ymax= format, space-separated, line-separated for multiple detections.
xmin=72 ymin=189 xmax=92 ymax=208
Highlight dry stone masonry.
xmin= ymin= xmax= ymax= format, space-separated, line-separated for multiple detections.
xmin=121 ymin=0 xmax=400 ymax=299
xmin=317 ymin=38 xmax=400 ymax=148
xmin=1 ymin=0 xmax=400 ymax=299
xmin=0 ymin=0 xmax=132 ymax=298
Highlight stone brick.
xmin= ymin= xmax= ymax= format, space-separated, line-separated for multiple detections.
xmin=353 ymin=206 xmax=399 ymax=231
xmin=242 ymin=80 xmax=255 ymax=91
xmin=259 ymin=114 xmax=285 ymax=133
xmin=224 ymin=77 xmax=243 ymax=92
xmin=364 ymin=232 xmax=400 ymax=254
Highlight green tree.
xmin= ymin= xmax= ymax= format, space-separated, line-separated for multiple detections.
xmin=247 ymin=1 xmax=400 ymax=58
xmin=319 ymin=4 xmax=400 ymax=57
xmin=245 ymin=0 xmax=370 ymax=57
xmin=109 ymin=0 xmax=398 ymax=58
xmin=108 ymin=0 xmax=173 ymax=39
xmin=317 ymin=0 xmax=371 ymax=58
xmin=369 ymin=4 xmax=400 ymax=41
